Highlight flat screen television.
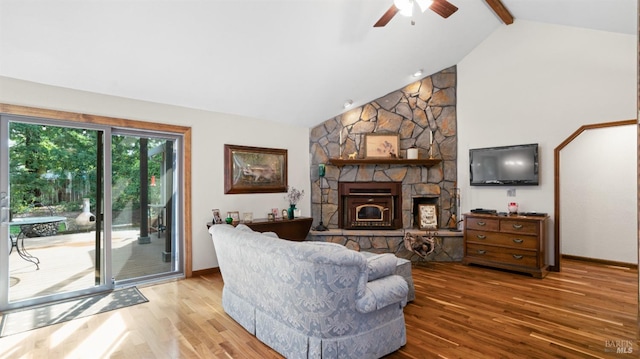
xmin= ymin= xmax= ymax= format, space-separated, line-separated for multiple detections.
xmin=469 ymin=143 xmax=539 ymax=186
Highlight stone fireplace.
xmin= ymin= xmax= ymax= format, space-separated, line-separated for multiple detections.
xmin=338 ymin=182 xmax=402 ymax=229
xmin=309 ymin=66 xmax=458 ymax=232
xmin=307 ymin=66 xmax=463 ymax=263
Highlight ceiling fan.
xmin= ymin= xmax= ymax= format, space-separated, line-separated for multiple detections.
xmin=374 ymin=0 xmax=458 ymax=27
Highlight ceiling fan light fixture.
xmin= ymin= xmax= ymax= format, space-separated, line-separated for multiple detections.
xmin=415 ymin=0 xmax=433 ymax=13
xmin=394 ymin=0 xmax=413 ymax=16
xmin=374 ymin=0 xmax=456 ymax=27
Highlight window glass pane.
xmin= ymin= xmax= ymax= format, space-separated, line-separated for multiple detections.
xmin=111 ymin=134 xmax=178 ymax=282
xmin=7 ymin=122 xmax=105 ymax=302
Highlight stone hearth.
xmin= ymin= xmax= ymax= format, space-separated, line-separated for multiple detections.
xmin=308 ymin=229 xmax=463 ymax=263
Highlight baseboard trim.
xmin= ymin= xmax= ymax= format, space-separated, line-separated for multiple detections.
xmin=562 ymin=255 xmax=638 ymax=270
xmin=192 ymin=267 xmax=221 ymax=277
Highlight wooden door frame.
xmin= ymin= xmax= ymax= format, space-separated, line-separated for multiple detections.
xmin=0 ymin=103 xmax=193 ymax=278
xmin=552 ymin=119 xmax=637 ymax=272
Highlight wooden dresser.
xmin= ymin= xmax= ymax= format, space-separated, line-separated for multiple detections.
xmin=463 ymin=213 xmax=549 ymax=278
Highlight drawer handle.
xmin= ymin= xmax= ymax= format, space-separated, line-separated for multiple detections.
xmin=477 ymin=235 xmax=486 ymax=240
xmin=512 ymin=238 xmax=524 ymax=244
xmin=512 ymin=224 xmax=523 ymax=229
xmin=477 ymin=221 xmax=486 ymax=226
xmin=477 ymin=250 xmax=486 ymax=255
xmin=512 ymin=254 xmax=524 ymax=260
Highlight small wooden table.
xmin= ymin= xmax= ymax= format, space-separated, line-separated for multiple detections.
xmin=207 ymin=217 xmax=313 ymax=241
xmin=9 ymin=216 xmax=66 ymax=269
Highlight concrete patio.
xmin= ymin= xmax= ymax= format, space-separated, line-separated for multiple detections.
xmin=8 ymin=228 xmax=173 ymax=302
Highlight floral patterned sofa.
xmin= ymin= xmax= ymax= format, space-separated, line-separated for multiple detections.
xmin=209 ymin=224 xmax=408 ymax=359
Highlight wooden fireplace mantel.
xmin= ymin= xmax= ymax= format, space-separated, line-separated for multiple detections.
xmin=328 ymin=158 xmax=441 ymax=167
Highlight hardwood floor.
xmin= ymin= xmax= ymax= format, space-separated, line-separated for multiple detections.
xmin=0 ymin=259 xmax=636 ymax=358
xmin=399 ymin=260 xmax=637 ymax=358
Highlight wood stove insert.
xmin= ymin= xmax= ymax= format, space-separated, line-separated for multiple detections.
xmin=338 ymin=182 xmax=402 ymax=230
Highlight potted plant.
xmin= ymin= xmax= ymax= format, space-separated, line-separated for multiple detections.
xmin=285 ymin=186 xmax=304 ymax=219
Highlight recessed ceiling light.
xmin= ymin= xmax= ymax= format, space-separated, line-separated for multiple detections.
xmin=413 ymin=69 xmax=424 ymax=77
xmin=343 ymin=99 xmax=354 ymax=109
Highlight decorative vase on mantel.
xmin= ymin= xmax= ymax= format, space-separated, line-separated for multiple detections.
xmin=287 ymin=204 xmax=296 ymax=219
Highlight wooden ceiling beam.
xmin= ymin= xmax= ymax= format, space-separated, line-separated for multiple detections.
xmin=485 ymin=0 xmax=514 ymax=25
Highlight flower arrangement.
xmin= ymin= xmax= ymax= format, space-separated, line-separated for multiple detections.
xmin=285 ymin=186 xmax=304 ymax=205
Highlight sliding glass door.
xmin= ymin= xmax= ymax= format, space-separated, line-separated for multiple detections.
xmin=0 ymin=119 xmax=109 ymax=309
xmin=111 ymin=132 xmax=179 ymax=284
xmin=0 ymin=117 xmax=183 ymax=311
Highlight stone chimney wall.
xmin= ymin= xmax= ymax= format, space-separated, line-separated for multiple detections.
xmin=309 ymin=66 xmax=458 ymax=230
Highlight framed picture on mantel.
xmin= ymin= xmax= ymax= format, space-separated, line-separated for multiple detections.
xmin=224 ymin=144 xmax=288 ymax=194
xmin=364 ymin=133 xmax=400 ymax=158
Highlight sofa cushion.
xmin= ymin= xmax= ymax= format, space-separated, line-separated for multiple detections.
xmin=235 ymin=223 xmax=279 ymax=238
xmin=365 ymin=253 xmax=398 ymax=281
xmin=305 ymin=240 xmax=346 ymax=249
xmin=235 ymin=223 xmax=254 ymax=232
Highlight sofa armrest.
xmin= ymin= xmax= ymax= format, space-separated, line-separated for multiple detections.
xmin=355 ymin=275 xmax=408 ymax=314
xmin=366 ymin=253 xmax=398 ymax=281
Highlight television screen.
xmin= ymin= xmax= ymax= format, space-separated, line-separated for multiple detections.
xmin=470 ymin=144 xmax=539 ymax=186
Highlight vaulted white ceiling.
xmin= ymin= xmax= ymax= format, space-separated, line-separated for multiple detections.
xmin=0 ymin=0 xmax=636 ymax=128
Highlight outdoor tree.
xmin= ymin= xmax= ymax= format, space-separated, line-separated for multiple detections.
xmin=9 ymin=123 xmax=97 ymax=213
xmin=9 ymin=123 xmax=164 ymax=218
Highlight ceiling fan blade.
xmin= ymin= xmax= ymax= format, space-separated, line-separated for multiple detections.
xmin=429 ymin=0 xmax=458 ymax=19
xmin=374 ymin=5 xmax=399 ymax=27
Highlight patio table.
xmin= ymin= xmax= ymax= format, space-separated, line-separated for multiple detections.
xmin=9 ymin=216 xmax=66 ymax=270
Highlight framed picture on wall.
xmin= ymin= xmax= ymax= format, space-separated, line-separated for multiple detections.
xmin=364 ymin=133 xmax=400 ymax=158
xmin=418 ymin=204 xmax=438 ymax=230
xmin=224 ymin=144 xmax=288 ymax=194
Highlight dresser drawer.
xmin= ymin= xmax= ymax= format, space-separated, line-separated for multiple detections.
xmin=466 ymin=243 xmax=537 ymax=268
xmin=466 ymin=217 xmax=499 ymax=231
xmin=500 ymin=220 xmax=538 ymax=235
xmin=465 ymin=230 xmax=538 ymax=250
xmin=463 ymin=213 xmax=548 ymax=277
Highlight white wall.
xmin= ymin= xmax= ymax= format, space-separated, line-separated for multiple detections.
xmin=0 ymin=76 xmax=311 ymax=271
xmin=458 ymin=20 xmax=637 ymax=265
xmin=560 ymin=125 xmax=637 ymax=264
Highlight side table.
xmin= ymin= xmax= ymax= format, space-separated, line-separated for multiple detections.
xmin=207 ymin=216 xmax=313 ymax=241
